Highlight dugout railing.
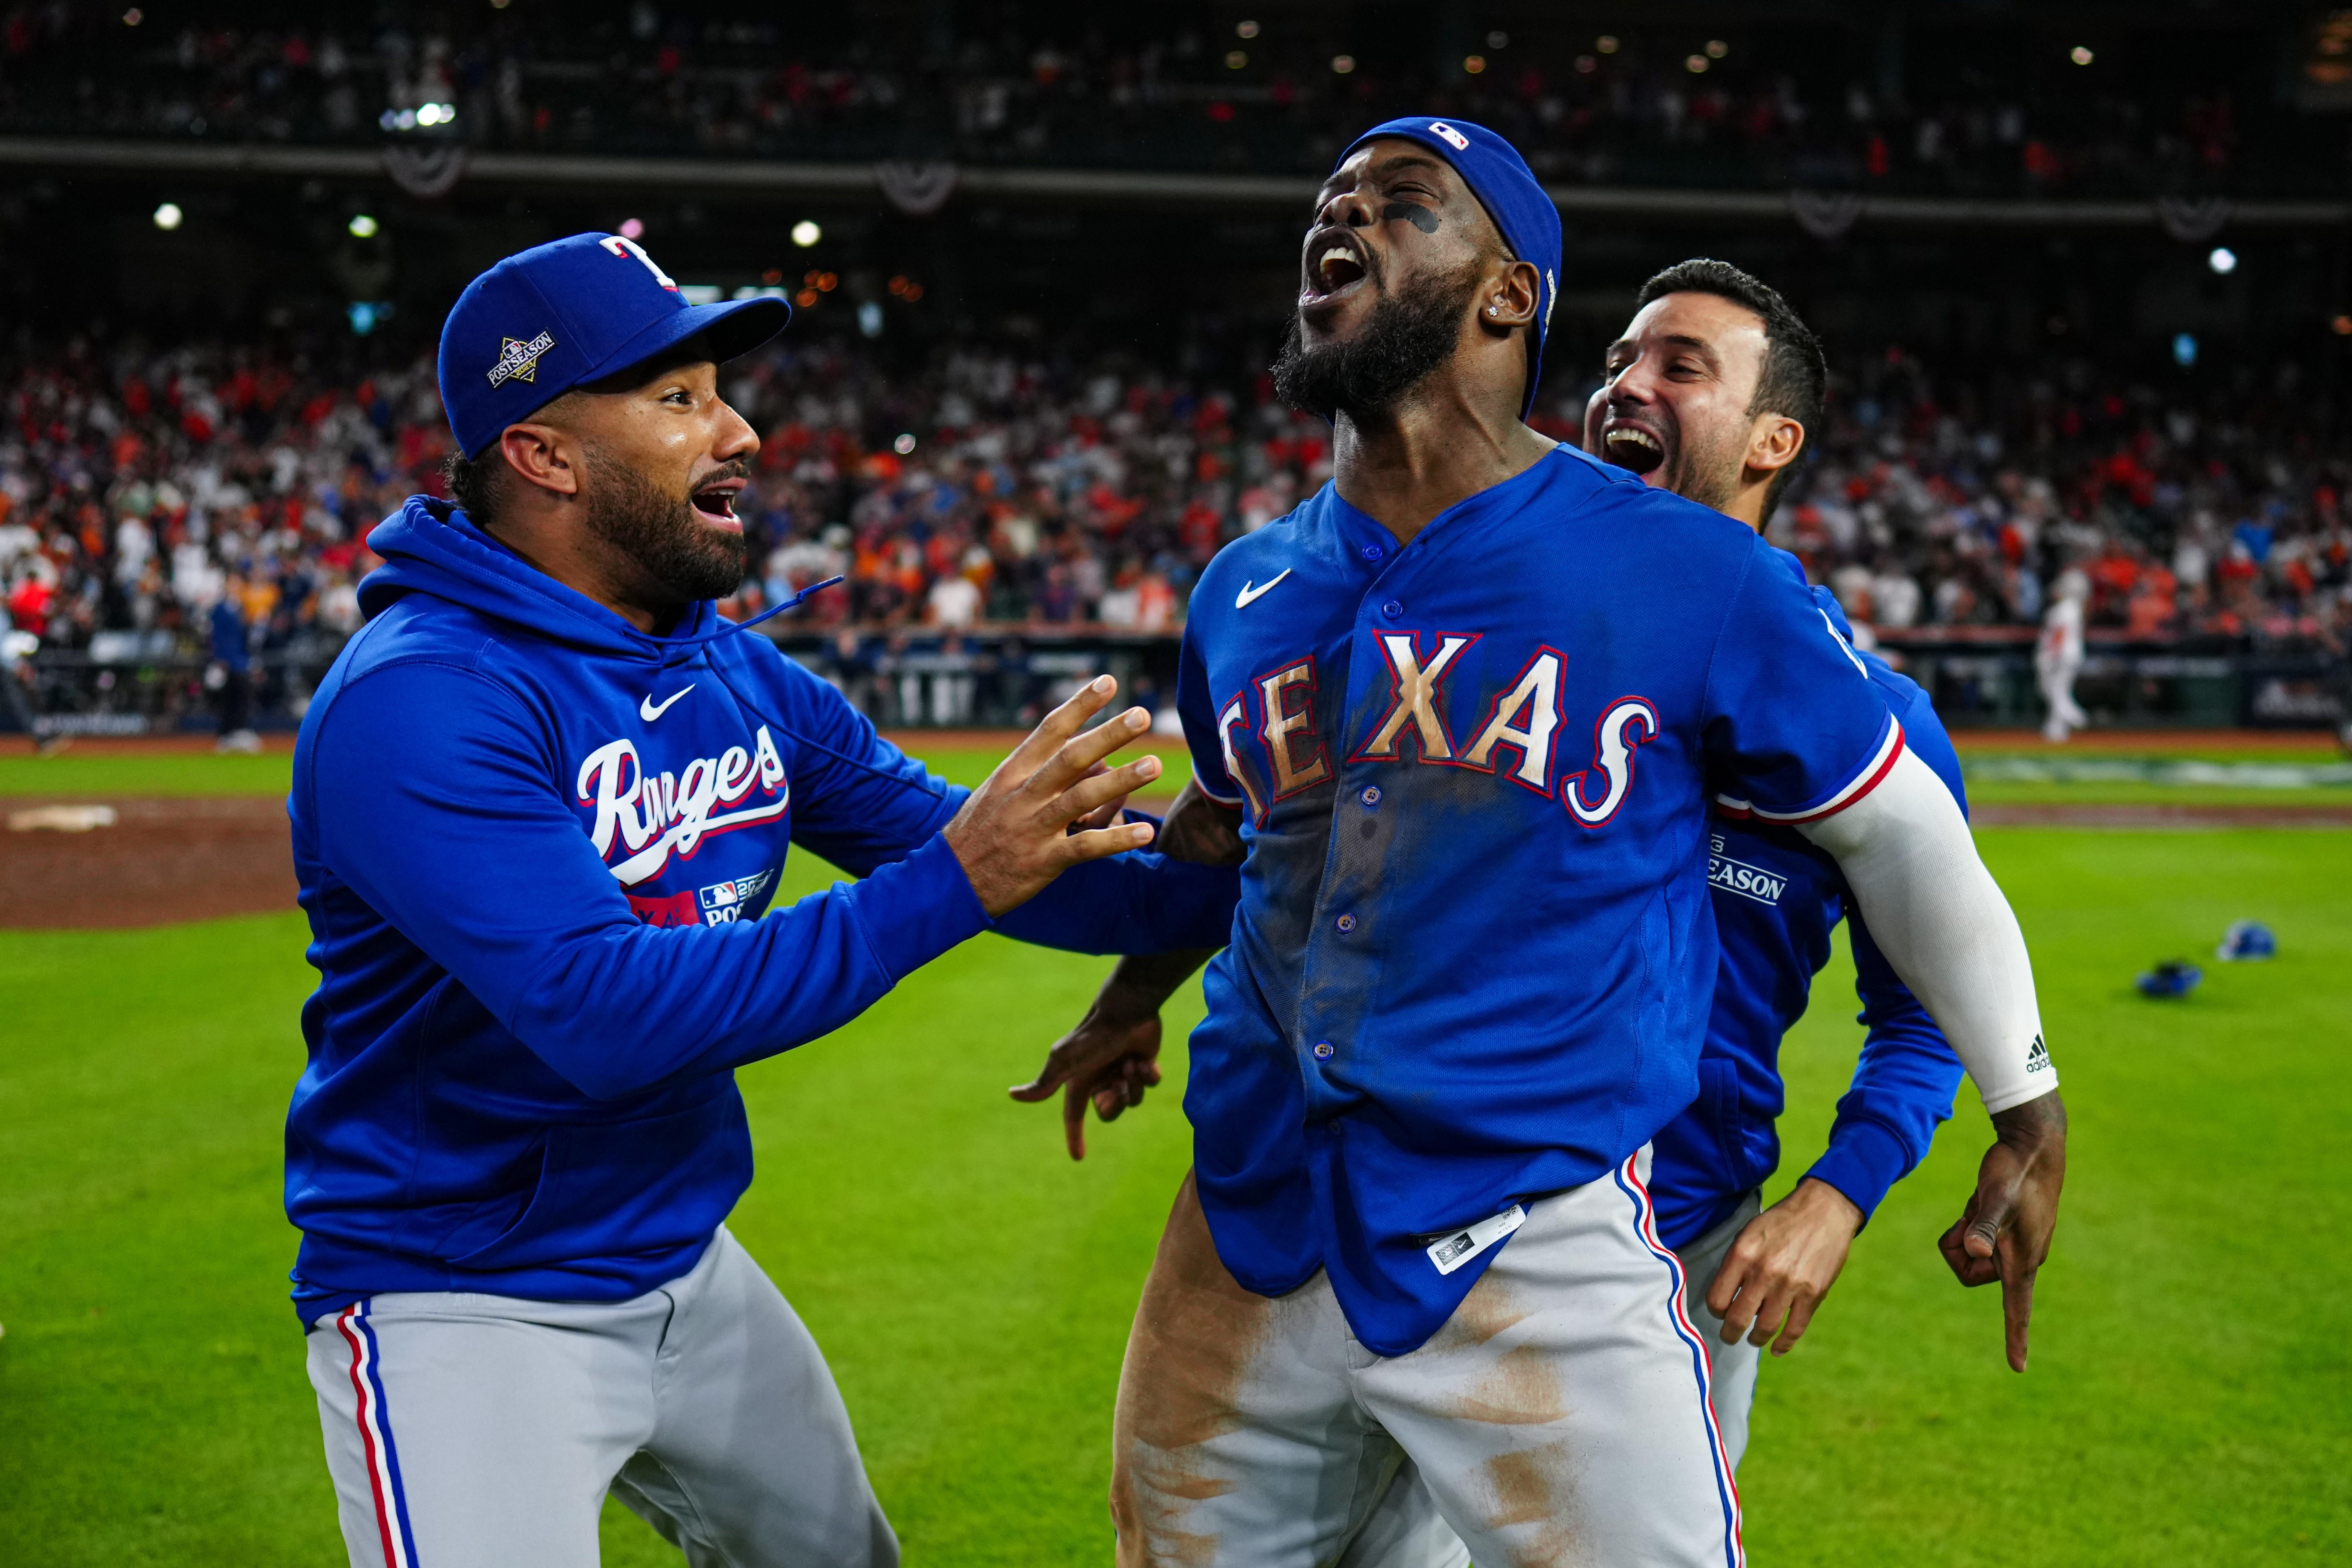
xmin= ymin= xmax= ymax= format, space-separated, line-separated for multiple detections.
xmin=6 ymin=627 xmax=2342 ymax=738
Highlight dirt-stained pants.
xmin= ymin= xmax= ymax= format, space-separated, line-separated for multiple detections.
xmin=1110 ymin=1153 xmax=1743 ymax=1568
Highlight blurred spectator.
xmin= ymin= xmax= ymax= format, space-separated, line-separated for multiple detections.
xmin=0 ymin=10 xmax=2312 ymax=200
xmin=208 ymin=570 xmax=259 ymax=752
xmin=2 ymin=321 xmax=2347 ymax=738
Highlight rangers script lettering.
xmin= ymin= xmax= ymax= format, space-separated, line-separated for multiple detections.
xmin=576 ymin=724 xmax=790 ymax=886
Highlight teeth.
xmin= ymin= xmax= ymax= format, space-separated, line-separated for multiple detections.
xmin=1316 ymin=245 xmax=1363 ymax=289
xmin=1606 ymin=429 xmax=1661 ymax=452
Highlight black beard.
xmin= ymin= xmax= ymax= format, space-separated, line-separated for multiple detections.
xmin=581 ymin=450 xmax=748 ymax=604
xmin=1271 ymin=259 xmax=1480 ymax=421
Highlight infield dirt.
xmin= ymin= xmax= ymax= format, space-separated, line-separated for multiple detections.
xmin=5 ymin=791 xmax=2349 ymax=931
xmin=2 ymin=797 xmax=294 ymax=929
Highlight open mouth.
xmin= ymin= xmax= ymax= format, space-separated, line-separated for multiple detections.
xmin=690 ymin=476 xmax=746 ymax=528
xmin=1600 ymin=420 xmax=1667 ymax=477
xmin=1302 ymin=229 xmax=1370 ymax=304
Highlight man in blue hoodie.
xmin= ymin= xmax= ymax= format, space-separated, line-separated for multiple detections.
xmin=286 ymin=234 xmax=1239 ymax=1568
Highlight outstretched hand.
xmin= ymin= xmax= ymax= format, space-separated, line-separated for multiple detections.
xmin=1007 ymin=991 xmax=1168 ymax=1160
xmin=941 ymin=676 xmax=1162 ymax=917
xmin=1009 ymin=782 xmax=1239 ymax=1160
xmin=1938 ymin=1089 xmax=2067 ymax=1372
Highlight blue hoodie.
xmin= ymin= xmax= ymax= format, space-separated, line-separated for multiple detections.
xmin=284 ymin=497 xmax=1237 ymax=1320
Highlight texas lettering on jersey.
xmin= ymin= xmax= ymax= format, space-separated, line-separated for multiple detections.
xmin=574 ymin=723 xmax=790 ymax=888
xmin=1217 ymin=633 xmax=1656 ymax=827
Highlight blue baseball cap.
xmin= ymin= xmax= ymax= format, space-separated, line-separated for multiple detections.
xmin=1336 ymin=117 xmax=1561 ymax=418
xmin=437 ymin=233 xmax=791 ymax=459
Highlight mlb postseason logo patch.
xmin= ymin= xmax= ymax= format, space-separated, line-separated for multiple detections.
xmin=487 ymin=331 xmax=556 ymax=388
xmin=1707 ymin=833 xmax=1787 ymax=906
xmin=697 ymin=869 xmax=776 ymax=924
xmin=1427 ymin=121 xmax=1471 ymax=151
xmin=1425 ymin=1203 xmax=1526 ymax=1275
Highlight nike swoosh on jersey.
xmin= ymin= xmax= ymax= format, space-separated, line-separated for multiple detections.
xmin=640 ymin=683 xmax=696 ymax=722
xmin=1235 ymin=569 xmax=1292 ymax=609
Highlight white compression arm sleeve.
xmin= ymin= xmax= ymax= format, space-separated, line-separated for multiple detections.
xmin=1798 ymin=744 xmax=2058 ymax=1114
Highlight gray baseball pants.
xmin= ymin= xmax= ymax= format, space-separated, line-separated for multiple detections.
xmin=1673 ymin=1189 xmax=1766 ymax=1475
xmin=1110 ymin=1150 xmax=1745 ymax=1568
xmin=304 ymin=1225 xmax=895 ymax=1568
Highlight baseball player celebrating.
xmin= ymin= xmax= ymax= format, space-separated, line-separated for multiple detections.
xmin=1016 ymin=121 xmax=2065 ymax=1565
xmin=1580 ymin=257 xmax=2007 ymax=1470
xmin=284 ymin=234 xmax=1239 ymax=1568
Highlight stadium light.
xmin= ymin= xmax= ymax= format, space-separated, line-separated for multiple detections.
xmin=858 ymin=302 xmax=884 ymax=338
xmin=2173 ymin=333 xmax=2198 ymax=368
xmin=1331 ymin=54 xmax=1355 ymax=74
xmin=347 ymin=213 xmax=379 ymax=239
xmin=152 ymin=202 xmax=183 ymax=230
xmin=2209 ymin=246 xmax=2238 ymax=275
xmin=1596 ymin=35 xmax=1620 ymax=54
xmin=618 ymin=217 xmax=645 ymax=240
xmin=2334 ymin=314 xmax=2352 ymax=336
xmin=122 ymin=7 xmax=142 ymax=23
xmin=1227 ymin=50 xmax=1246 ymax=69
xmin=1236 ymin=20 xmax=1259 ymax=40
xmin=1487 ymin=31 xmax=1509 ymax=49
xmin=1463 ymin=55 xmax=1486 ymax=74
xmin=2070 ymin=46 xmax=2094 ymax=66
xmin=348 ymin=302 xmax=391 ymax=336
xmin=1686 ymin=54 xmax=1709 ymax=74
xmin=1706 ymin=40 xmax=1729 ymax=58
xmin=791 ymin=220 xmax=821 ymax=247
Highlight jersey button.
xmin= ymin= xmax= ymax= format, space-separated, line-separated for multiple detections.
xmin=1336 ymin=913 xmax=1356 ymax=933
xmin=1381 ymin=599 xmax=1404 ymax=618
xmin=1360 ymin=785 xmax=1381 ymax=807
xmin=1312 ymin=1041 xmax=1335 ymax=1061
xmin=1361 ymin=542 xmax=1384 ymax=562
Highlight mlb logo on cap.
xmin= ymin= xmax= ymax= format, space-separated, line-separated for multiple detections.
xmin=1427 ymin=121 xmax=1472 ymax=151
xmin=437 ymin=232 xmax=790 ymax=459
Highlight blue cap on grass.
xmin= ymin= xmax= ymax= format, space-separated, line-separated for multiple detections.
xmin=2216 ymin=920 xmax=2276 ymax=962
xmin=1336 ymin=117 xmax=1562 ymax=418
xmin=2136 ymin=960 xmax=2202 ymax=999
xmin=438 ymin=234 xmax=791 ymax=459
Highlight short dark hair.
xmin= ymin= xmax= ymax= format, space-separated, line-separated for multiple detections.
xmin=1634 ymin=257 xmax=1826 ymax=516
xmin=441 ymin=448 xmax=505 ymax=524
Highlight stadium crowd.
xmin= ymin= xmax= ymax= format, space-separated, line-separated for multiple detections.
xmin=5 ymin=328 xmax=2349 ymax=697
xmin=0 ymin=4 xmax=2297 ymax=198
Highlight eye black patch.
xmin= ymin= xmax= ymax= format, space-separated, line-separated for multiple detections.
xmin=1383 ymin=201 xmax=1440 ymax=234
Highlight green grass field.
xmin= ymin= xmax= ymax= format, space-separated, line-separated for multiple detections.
xmin=2 ymin=784 xmax=2349 ymax=1560
xmin=0 ymin=741 xmax=1189 ymax=800
xmin=7 ymin=733 xmax=2349 ymax=808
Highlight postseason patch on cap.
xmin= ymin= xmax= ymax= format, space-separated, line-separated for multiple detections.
xmin=487 ymin=331 xmax=556 ymax=388
xmin=1427 ymin=120 xmax=1471 ymax=151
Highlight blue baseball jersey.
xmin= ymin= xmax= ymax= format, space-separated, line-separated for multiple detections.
xmin=1648 ymin=566 xmax=1970 ymax=1251
xmin=1174 ymin=446 xmax=1907 ymax=1356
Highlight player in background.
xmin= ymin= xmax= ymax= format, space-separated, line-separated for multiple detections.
xmin=1580 ymin=257 xmax=1976 ymax=1469
xmin=1016 ymin=122 xmax=2067 ymax=1565
xmin=286 ymin=235 xmax=1241 ymax=1568
xmin=2038 ymin=568 xmax=2091 ymax=741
